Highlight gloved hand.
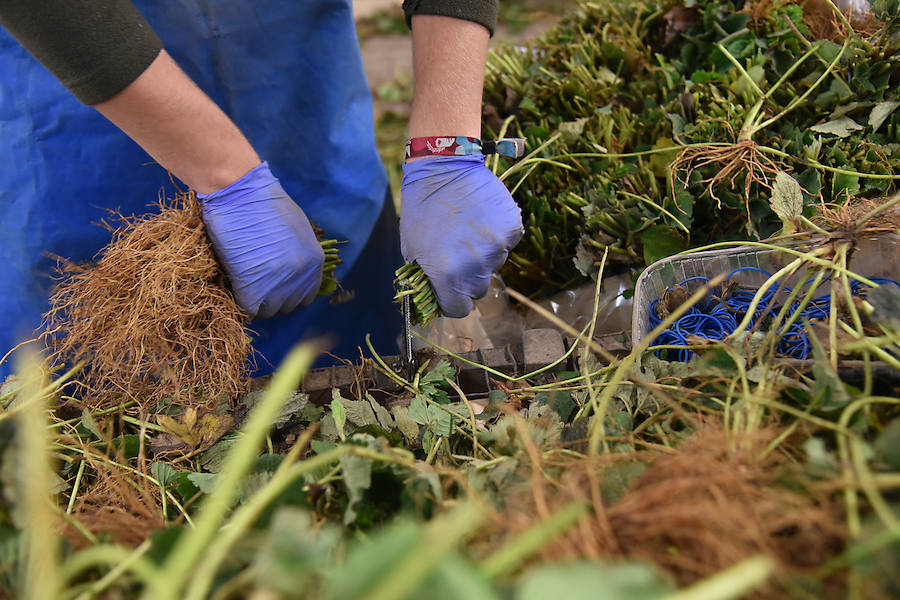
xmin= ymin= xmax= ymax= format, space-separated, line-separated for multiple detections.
xmin=198 ymin=161 xmax=324 ymax=319
xmin=400 ymin=155 xmax=524 ymax=318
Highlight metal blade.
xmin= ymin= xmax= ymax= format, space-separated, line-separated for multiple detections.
xmin=401 ymin=293 xmax=416 ymax=379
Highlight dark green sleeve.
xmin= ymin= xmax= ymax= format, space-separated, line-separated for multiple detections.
xmin=0 ymin=0 xmax=162 ymax=105
xmin=402 ymin=0 xmax=499 ymax=36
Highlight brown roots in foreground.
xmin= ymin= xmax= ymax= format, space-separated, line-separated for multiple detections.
xmin=43 ymin=193 xmax=252 ymax=411
xmin=482 ymin=422 xmax=845 ymax=598
xmin=814 ymin=195 xmax=900 ymax=234
xmin=801 ymin=0 xmax=881 ymax=42
xmin=670 ymin=139 xmax=784 ymax=235
xmin=61 ymin=463 xmax=164 ymax=551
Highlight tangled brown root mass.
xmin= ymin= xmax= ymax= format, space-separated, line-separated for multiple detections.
xmin=61 ymin=465 xmax=164 ymax=551
xmin=43 ymin=193 xmax=252 ymax=411
xmin=483 ymin=423 xmax=845 ymax=597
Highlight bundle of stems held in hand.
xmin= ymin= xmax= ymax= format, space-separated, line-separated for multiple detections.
xmin=317 ymin=237 xmax=342 ymax=297
xmin=394 ymin=261 xmax=439 ymax=326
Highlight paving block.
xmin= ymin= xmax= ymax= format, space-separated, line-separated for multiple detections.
xmin=523 ymin=328 xmax=566 ymax=373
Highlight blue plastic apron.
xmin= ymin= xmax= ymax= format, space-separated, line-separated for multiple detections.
xmin=0 ymin=0 xmax=402 ymax=377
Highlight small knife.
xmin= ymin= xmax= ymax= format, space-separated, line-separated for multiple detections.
xmin=401 ymin=293 xmax=417 ymax=379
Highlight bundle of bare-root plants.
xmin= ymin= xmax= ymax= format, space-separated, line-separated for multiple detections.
xmin=41 ymin=193 xmax=253 ymax=411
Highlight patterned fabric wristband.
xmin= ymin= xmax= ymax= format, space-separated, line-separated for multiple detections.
xmin=405 ymin=136 xmax=526 ymax=160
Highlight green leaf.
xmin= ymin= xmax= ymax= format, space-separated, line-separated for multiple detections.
xmin=186 ymin=472 xmax=218 ymax=494
xmin=810 ymin=117 xmax=864 ymax=138
xmin=690 ymin=69 xmax=724 ymax=84
xmin=549 ymin=392 xmax=575 ymax=422
xmin=600 ymin=461 xmax=647 ymax=505
xmin=151 ymin=462 xmax=179 ymax=489
xmin=770 ymin=171 xmax=804 ymax=231
xmin=519 ymin=97 xmax=539 ymax=114
xmin=804 ymin=437 xmax=840 ymax=472
xmin=515 ymin=561 xmax=670 ymax=600
xmin=198 ymin=433 xmax=241 ymax=473
xmin=420 ymin=359 xmax=455 ymax=389
xmin=808 ymin=333 xmax=852 ymax=411
xmin=324 ymin=520 xmax=421 ymax=600
xmin=340 ymin=452 xmax=373 ymax=525
xmin=869 ymin=100 xmax=900 ymax=131
xmin=874 ymin=417 xmax=900 ymax=469
xmin=417 ymin=555 xmax=501 ymax=600
xmin=641 ymin=225 xmax=685 ymax=266
xmin=366 ymin=392 xmax=395 ymax=430
xmin=391 ymin=405 xmax=421 ymax=442
xmin=832 ymin=172 xmax=860 ymax=201
xmin=331 ymin=390 xmax=379 ymax=430
xmin=243 ymin=389 xmax=308 ymax=429
xmin=310 ymin=439 xmax=336 ymax=455
xmin=330 ymin=390 xmax=347 ymax=441
xmin=408 ymin=394 xmax=430 ymax=425
xmin=80 ymin=408 xmax=102 ymax=440
xmin=613 ymin=411 xmax=633 ymax=432
xmin=253 ymin=507 xmax=341 ymax=595
xmin=867 ymin=284 xmax=900 ymax=331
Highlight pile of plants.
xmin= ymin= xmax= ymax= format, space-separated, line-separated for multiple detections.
xmin=482 ymin=0 xmax=900 ymax=297
xmin=1 ymin=2 xmax=899 ymax=599
xmin=3 ymin=189 xmax=900 ymax=596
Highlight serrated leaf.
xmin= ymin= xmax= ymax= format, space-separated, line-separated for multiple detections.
xmin=613 ymin=411 xmax=633 ymax=432
xmin=237 ymin=471 xmax=275 ymax=503
xmin=770 ymin=171 xmax=804 ymax=231
xmin=337 ymin=395 xmax=378 ymax=427
xmin=151 ymin=462 xmax=179 ymax=489
xmin=243 ymin=389 xmax=308 ymax=429
xmin=420 ymin=359 xmax=455 ymax=389
xmin=810 ymin=117 xmax=864 ymax=137
xmin=408 ymin=395 xmax=430 ymax=425
xmin=198 ymin=433 xmax=241 ymax=473
xmin=391 ymin=405 xmax=421 ymax=441
xmin=186 ymin=472 xmax=218 ymax=494
xmin=366 ymin=393 xmax=394 ymax=430
xmin=340 ymin=453 xmax=372 ymax=525
xmin=869 ymin=100 xmax=900 ymax=131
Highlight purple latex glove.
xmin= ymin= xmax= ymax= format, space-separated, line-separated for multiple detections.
xmin=198 ymin=162 xmax=324 ymax=319
xmin=400 ymin=155 xmax=524 ymax=318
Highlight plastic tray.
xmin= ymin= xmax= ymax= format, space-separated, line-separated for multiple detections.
xmin=631 ymin=234 xmax=900 ymax=345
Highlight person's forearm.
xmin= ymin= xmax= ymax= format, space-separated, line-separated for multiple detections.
xmin=407 ymin=15 xmax=490 ymax=141
xmin=94 ymin=50 xmax=260 ymax=194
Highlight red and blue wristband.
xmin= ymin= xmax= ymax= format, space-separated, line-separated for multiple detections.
xmin=405 ymin=136 xmax=526 ymax=160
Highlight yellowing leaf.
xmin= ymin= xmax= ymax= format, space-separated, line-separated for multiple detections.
xmin=770 ymin=171 xmax=804 ymax=232
xmin=156 ymin=409 xmax=234 ymax=450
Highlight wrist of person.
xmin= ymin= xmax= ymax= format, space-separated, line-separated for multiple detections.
xmin=197 ymin=160 xmax=272 ymax=203
xmin=404 ymin=136 xmax=525 ymax=164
